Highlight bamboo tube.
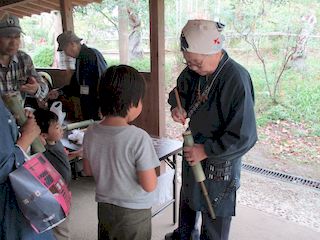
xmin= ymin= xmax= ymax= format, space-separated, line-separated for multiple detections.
xmin=2 ymin=92 xmax=46 ymax=153
xmin=183 ymin=131 xmax=206 ymax=182
xmin=183 ymin=131 xmax=216 ymax=219
xmin=65 ymin=119 xmax=94 ymax=131
xmin=174 ymin=87 xmax=216 ymax=219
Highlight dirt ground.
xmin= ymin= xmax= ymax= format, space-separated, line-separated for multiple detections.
xmin=245 ymin=121 xmax=320 ymax=180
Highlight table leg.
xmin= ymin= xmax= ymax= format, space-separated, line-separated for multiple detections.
xmin=173 ymin=153 xmax=177 ymax=224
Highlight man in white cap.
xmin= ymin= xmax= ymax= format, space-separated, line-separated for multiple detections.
xmin=0 ymin=14 xmax=48 ymax=101
xmin=166 ymin=20 xmax=258 ymax=240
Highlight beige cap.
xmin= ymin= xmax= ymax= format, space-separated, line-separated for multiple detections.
xmin=180 ymin=19 xmax=225 ymax=54
xmin=57 ymin=31 xmax=82 ymax=51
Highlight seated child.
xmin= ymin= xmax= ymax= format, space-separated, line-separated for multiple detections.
xmin=34 ymin=109 xmax=71 ymax=240
xmin=82 ymin=65 xmax=160 ymax=240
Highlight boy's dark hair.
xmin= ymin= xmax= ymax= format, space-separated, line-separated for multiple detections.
xmin=34 ymin=109 xmax=59 ymax=133
xmin=99 ymin=65 xmax=146 ymax=117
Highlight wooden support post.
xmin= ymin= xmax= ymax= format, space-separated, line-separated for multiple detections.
xmin=149 ymin=0 xmax=165 ymax=138
xmin=59 ymin=0 xmax=74 ymax=31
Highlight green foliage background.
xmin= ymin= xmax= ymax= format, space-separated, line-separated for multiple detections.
xmin=19 ymin=0 xmax=320 ymax=136
xmin=32 ymin=45 xmax=54 ymax=67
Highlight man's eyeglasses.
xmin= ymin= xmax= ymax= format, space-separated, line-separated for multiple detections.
xmin=182 ymin=56 xmax=206 ymax=69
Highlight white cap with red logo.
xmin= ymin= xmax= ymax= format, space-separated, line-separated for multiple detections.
xmin=180 ymin=19 xmax=225 ymax=55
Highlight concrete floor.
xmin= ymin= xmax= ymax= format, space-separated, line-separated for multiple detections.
xmin=69 ymin=176 xmax=319 ymax=240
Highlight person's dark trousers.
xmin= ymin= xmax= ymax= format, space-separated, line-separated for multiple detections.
xmin=168 ymin=195 xmax=232 ymax=240
xmin=165 ymin=191 xmax=197 ymax=240
xmin=191 ymin=211 xmax=201 ymax=240
xmin=176 ymin=196 xmax=198 ymax=239
xmin=201 ymin=214 xmax=231 ymax=240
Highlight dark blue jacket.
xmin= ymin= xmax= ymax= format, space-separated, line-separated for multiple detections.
xmin=168 ymin=51 xmax=257 ymax=217
xmin=62 ymin=44 xmax=108 ymax=120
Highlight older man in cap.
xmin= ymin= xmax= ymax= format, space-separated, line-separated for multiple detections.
xmin=0 ymin=14 xmax=48 ymax=102
xmin=166 ymin=19 xmax=258 ymax=240
xmin=48 ymin=31 xmax=107 ymax=120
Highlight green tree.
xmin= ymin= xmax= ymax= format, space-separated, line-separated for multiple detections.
xmin=74 ymin=0 xmax=149 ymax=63
xmin=33 ymin=45 xmax=54 ymax=67
xmin=231 ymin=0 xmax=305 ymax=103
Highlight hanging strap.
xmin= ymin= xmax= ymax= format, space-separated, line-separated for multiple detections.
xmin=187 ymin=56 xmax=229 ymax=119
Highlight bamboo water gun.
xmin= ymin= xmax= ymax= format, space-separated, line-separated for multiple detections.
xmin=65 ymin=119 xmax=95 ymax=131
xmin=174 ymin=88 xmax=216 ymax=219
xmin=2 ymin=91 xmax=46 ymax=153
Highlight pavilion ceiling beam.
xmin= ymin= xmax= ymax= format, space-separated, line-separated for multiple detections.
xmin=32 ymin=0 xmax=60 ymax=9
xmin=0 ymin=0 xmax=102 ymax=19
xmin=71 ymin=0 xmax=92 ymax=7
xmin=41 ymin=0 xmax=60 ymax=7
xmin=0 ymin=1 xmax=30 ymax=10
xmin=18 ymin=4 xmax=43 ymax=13
xmin=0 ymin=0 xmax=26 ymax=8
xmin=0 ymin=0 xmax=55 ymax=10
xmin=0 ymin=10 xmax=24 ymax=18
xmin=71 ymin=1 xmax=87 ymax=6
xmin=25 ymin=3 xmax=53 ymax=13
xmin=14 ymin=6 xmax=41 ymax=16
xmin=6 ymin=7 xmax=31 ymax=17
xmin=74 ymin=0 xmax=102 ymax=4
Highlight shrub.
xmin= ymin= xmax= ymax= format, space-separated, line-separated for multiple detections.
xmin=105 ymin=58 xmax=119 ymax=67
xmin=129 ymin=57 xmax=150 ymax=72
xmin=33 ymin=45 xmax=54 ymax=67
xmin=103 ymin=57 xmax=150 ymax=72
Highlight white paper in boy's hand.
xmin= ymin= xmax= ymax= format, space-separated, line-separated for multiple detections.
xmin=68 ymin=129 xmax=84 ymax=145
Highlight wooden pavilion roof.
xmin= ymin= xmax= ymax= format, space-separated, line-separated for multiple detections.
xmin=0 ymin=0 xmax=166 ymax=137
xmin=0 ymin=0 xmax=102 ymax=18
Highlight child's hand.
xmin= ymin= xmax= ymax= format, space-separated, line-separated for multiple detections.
xmin=64 ymin=148 xmax=70 ymax=155
xmin=68 ymin=148 xmax=83 ymax=160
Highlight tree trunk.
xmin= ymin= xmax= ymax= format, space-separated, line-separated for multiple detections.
xmin=52 ymin=11 xmax=63 ymax=68
xmin=290 ymin=13 xmax=317 ymax=70
xmin=128 ymin=2 xmax=143 ymax=60
xmin=118 ymin=1 xmax=129 ymax=64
